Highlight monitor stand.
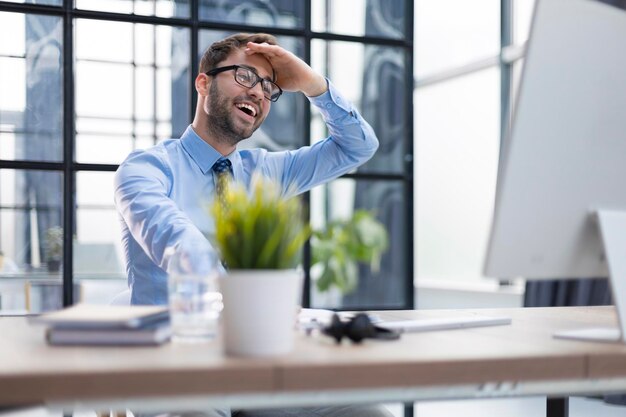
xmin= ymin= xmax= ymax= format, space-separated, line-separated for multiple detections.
xmin=554 ymin=210 xmax=626 ymax=343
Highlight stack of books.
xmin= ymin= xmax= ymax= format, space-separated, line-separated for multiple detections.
xmin=31 ymin=304 xmax=171 ymax=346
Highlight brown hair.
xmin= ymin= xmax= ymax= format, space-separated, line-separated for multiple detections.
xmin=199 ymin=33 xmax=278 ymax=76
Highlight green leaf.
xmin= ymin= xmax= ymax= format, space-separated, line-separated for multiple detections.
xmin=310 ymin=210 xmax=389 ymax=294
xmin=210 ymin=175 xmax=311 ymax=270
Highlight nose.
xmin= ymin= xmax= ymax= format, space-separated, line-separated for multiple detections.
xmin=248 ymin=81 xmax=265 ymax=100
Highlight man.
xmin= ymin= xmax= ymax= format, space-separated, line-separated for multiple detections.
xmin=115 ymin=33 xmax=379 ymax=305
xmin=115 ymin=33 xmax=390 ymax=417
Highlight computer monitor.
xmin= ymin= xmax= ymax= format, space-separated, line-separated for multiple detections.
xmin=484 ymin=0 xmax=626 ymax=342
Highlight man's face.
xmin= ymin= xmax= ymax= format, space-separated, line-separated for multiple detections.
xmin=203 ymin=48 xmax=273 ymax=145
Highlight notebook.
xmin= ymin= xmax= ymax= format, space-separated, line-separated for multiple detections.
xmin=30 ymin=304 xmax=170 ymax=330
xmin=45 ymin=321 xmax=171 ymax=346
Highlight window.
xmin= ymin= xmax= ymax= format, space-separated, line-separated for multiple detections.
xmin=0 ymin=0 xmax=414 ymax=313
xmin=74 ymin=20 xmax=191 ymax=164
xmin=0 ymin=12 xmax=63 ymax=163
xmin=413 ymin=0 xmax=535 ymax=290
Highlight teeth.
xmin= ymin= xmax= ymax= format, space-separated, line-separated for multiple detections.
xmin=235 ymin=103 xmax=257 ymax=117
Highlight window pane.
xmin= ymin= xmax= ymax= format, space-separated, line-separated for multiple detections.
xmin=0 ymin=12 xmax=25 ymax=56
xmin=75 ymin=171 xmax=127 ymax=305
xmin=75 ymin=19 xmax=134 ymax=63
xmin=76 ymin=0 xmax=190 ymax=18
xmin=513 ymin=0 xmax=537 ymax=45
xmin=199 ymin=0 xmax=304 ymax=29
xmin=511 ymin=58 xmax=525 ymax=110
xmin=0 ymin=12 xmax=63 ymax=162
xmin=311 ymin=0 xmax=406 ymax=39
xmin=0 ymin=169 xmax=63 ymax=313
xmin=199 ymin=31 xmax=306 ymax=151
xmin=0 ymin=0 xmax=60 ymax=5
xmin=415 ymin=68 xmax=500 ymax=284
xmin=415 ymin=0 xmax=500 ymax=78
xmin=311 ymin=40 xmax=407 ymax=174
xmin=75 ymin=20 xmax=190 ymax=164
xmin=512 ymin=1 xmax=536 ymax=122
xmin=310 ymin=178 xmax=408 ymax=309
xmin=76 ymin=61 xmax=134 ymax=118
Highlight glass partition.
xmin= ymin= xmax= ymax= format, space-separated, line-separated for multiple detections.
xmin=311 ymin=0 xmax=406 ymax=39
xmin=310 ymin=178 xmax=407 ymax=309
xmin=0 ymin=12 xmax=63 ymax=162
xmin=1 ymin=0 xmax=60 ymax=4
xmin=75 ymin=171 xmax=128 ymax=305
xmin=0 ymin=169 xmax=64 ymax=313
xmin=513 ymin=0 xmax=537 ymax=45
xmin=75 ymin=20 xmax=191 ymax=164
xmin=415 ymin=0 xmax=500 ymax=78
xmin=415 ymin=68 xmax=500 ymax=283
xmin=0 ymin=0 xmax=414 ymax=320
xmin=311 ymin=40 xmax=407 ymax=174
xmin=199 ymin=0 xmax=304 ymax=29
xmin=75 ymin=0 xmax=190 ymax=18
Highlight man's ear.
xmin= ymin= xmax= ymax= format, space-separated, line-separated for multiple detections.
xmin=195 ymin=73 xmax=210 ymax=96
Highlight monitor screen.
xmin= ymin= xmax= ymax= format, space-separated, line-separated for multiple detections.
xmin=484 ymin=0 xmax=626 ymax=341
xmin=485 ymin=0 xmax=626 ymax=279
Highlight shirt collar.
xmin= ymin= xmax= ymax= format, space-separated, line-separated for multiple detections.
xmin=180 ymin=125 xmax=233 ymax=175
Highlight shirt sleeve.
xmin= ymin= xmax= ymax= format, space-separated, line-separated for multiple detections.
xmin=113 ymin=149 xmax=214 ymax=272
xmin=264 ymin=79 xmax=379 ymax=197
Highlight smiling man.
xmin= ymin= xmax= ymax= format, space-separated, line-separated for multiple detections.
xmin=193 ymin=34 xmax=348 ymax=154
xmin=115 ymin=33 xmax=380 ymax=307
xmin=114 ymin=31 xmax=388 ymax=417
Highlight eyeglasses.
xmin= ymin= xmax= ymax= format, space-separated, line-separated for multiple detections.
xmin=205 ymin=65 xmax=283 ymax=102
xmin=322 ymin=313 xmax=400 ymax=344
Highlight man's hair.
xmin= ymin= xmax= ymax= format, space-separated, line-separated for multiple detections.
xmin=199 ymin=33 xmax=278 ymax=76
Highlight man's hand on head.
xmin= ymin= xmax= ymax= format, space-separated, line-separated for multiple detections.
xmin=245 ymin=42 xmax=328 ymax=98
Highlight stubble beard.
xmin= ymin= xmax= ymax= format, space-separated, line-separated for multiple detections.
xmin=204 ymin=81 xmax=261 ymax=147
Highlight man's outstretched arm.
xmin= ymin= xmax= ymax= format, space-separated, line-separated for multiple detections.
xmin=114 ymin=150 xmax=213 ymax=272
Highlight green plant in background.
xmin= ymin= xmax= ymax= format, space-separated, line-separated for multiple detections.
xmin=45 ymin=226 xmax=63 ymax=272
xmin=312 ymin=210 xmax=389 ymax=294
xmin=211 ymin=175 xmax=311 ymax=269
xmin=45 ymin=226 xmax=63 ymax=262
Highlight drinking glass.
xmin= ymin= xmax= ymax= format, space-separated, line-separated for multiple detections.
xmin=166 ymin=246 xmax=222 ymax=342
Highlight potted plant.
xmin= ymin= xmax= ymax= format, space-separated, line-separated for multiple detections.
xmin=211 ymin=174 xmax=310 ymax=357
xmin=311 ymin=210 xmax=388 ymax=299
xmin=45 ymin=226 xmax=63 ymax=273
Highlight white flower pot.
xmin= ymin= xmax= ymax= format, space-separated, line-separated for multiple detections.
xmin=219 ymin=269 xmax=302 ymax=357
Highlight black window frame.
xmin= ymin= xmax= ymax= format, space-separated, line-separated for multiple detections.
xmin=0 ymin=0 xmax=415 ymax=311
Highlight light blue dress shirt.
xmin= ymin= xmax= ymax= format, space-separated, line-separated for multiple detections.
xmin=114 ymin=80 xmax=379 ymax=305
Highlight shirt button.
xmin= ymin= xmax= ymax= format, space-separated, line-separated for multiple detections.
xmin=325 ymin=103 xmax=333 ymax=109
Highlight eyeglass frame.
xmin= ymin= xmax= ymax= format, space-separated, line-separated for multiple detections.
xmin=205 ymin=65 xmax=283 ymax=102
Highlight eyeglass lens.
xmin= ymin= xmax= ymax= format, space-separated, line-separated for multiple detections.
xmin=234 ymin=67 xmax=280 ymax=101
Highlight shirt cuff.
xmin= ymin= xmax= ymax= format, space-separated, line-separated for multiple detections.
xmin=308 ymin=79 xmax=359 ymax=122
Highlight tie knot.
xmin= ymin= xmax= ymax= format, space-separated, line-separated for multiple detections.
xmin=212 ymin=157 xmax=232 ymax=176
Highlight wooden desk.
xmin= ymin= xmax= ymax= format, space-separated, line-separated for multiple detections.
xmin=1 ymin=307 xmax=626 ymax=414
